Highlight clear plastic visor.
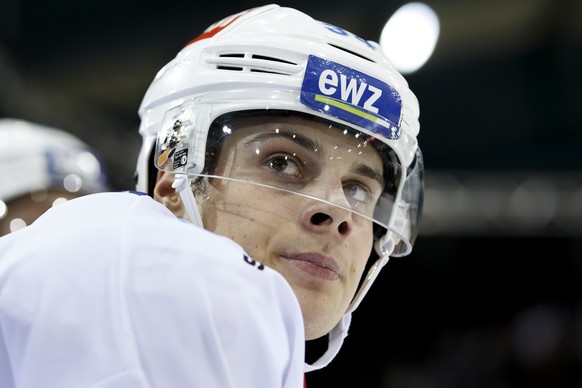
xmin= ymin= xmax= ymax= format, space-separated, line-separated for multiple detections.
xmin=154 ymin=101 xmax=422 ymax=255
xmin=390 ymin=147 xmax=424 ymax=256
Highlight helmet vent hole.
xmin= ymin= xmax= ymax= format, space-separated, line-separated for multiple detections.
xmin=219 ymin=53 xmax=245 ymax=58
xmin=328 ymin=44 xmax=374 ymax=63
xmin=213 ymin=52 xmax=298 ymax=75
xmin=216 ymin=65 xmax=244 ymax=71
xmin=250 ymin=54 xmax=296 ymax=65
xmin=249 ymin=68 xmax=287 ymax=74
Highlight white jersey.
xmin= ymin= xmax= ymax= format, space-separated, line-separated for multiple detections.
xmin=0 ymin=192 xmax=305 ymax=388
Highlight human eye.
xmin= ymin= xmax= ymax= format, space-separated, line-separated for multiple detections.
xmin=343 ymin=182 xmax=373 ymax=206
xmin=265 ymin=154 xmax=303 ymax=178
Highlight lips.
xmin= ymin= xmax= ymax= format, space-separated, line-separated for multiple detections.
xmin=280 ymin=252 xmax=341 ymax=280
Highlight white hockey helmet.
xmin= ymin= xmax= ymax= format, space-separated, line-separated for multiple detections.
xmin=136 ymin=4 xmax=423 ymax=371
xmin=0 ymin=118 xmax=109 ymax=204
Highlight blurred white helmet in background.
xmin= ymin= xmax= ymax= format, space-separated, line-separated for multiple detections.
xmin=0 ymin=118 xmax=109 ymax=207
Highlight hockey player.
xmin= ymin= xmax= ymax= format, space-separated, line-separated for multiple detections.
xmin=0 ymin=5 xmax=423 ymax=387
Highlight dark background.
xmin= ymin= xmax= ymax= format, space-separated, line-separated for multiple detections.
xmin=1 ymin=0 xmax=581 ymax=386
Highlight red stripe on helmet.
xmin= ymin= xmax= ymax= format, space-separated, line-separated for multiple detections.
xmin=184 ymin=11 xmax=246 ymax=46
xmin=185 ymin=16 xmax=240 ymax=46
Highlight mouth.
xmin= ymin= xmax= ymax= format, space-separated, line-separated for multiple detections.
xmin=280 ymin=252 xmax=341 ymax=281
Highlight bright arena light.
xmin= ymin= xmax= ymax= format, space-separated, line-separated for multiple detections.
xmin=380 ymin=2 xmax=440 ymax=74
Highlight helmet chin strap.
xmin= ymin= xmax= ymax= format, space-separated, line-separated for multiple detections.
xmin=172 ymin=174 xmax=203 ymax=227
xmin=304 ymin=313 xmax=352 ymax=372
xmin=304 ymin=234 xmax=395 ymax=372
xmin=347 ymin=235 xmax=393 ymax=314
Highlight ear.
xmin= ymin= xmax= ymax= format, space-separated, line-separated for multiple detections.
xmin=153 ymin=170 xmax=186 ymax=218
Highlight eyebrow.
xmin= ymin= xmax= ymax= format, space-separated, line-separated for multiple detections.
xmin=246 ymin=130 xmax=323 ymax=154
xmin=353 ymin=163 xmax=385 ymax=187
xmin=246 ymin=130 xmax=385 ymax=187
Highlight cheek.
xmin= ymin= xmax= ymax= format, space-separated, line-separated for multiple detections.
xmin=349 ymin=225 xmax=375 ymax=279
xmin=201 ymin=182 xmax=283 ymax=237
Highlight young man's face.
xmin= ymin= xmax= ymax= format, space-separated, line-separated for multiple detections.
xmin=157 ymin=113 xmax=385 ymax=340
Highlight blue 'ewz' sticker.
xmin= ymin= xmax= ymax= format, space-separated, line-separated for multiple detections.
xmin=300 ymin=55 xmax=402 ymax=139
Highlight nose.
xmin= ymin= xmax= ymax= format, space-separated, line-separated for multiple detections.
xmin=299 ymin=201 xmax=352 ymax=237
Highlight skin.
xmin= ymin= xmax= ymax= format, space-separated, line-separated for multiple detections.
xmin=0 ymin=190 xmax=80 ymax=236
xmin=154 ymin=113 xmax=385 ymax=340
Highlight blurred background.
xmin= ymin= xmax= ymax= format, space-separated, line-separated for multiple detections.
xmin=1 ymin=0 xmax=581 ymax=386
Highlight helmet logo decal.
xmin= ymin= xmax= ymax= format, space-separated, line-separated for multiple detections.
xmin=300 ymin=55 xmax=402 ymax=140
xmin=185 ymin=8 xmax=257 ymax=45
xmin=157 ymin=119 xmax=188 ymax=169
